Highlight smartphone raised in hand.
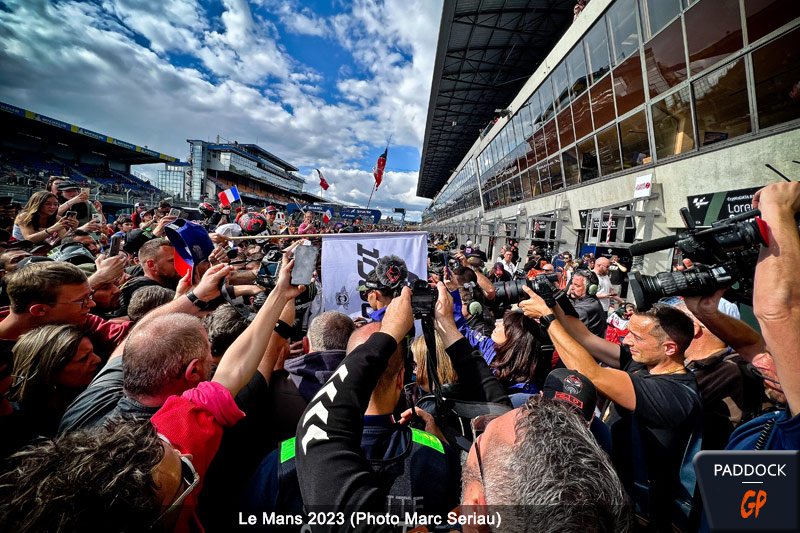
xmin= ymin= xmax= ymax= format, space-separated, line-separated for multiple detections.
xmin=66 ymin=211 xmax=78 ymax=219
xmin=109 ymin=234 xmax=123 ymax=257
xmin=291 ymin=245 xmax=318 ymax=286
xmin=169 ymin=208 xmax=181 ymax=218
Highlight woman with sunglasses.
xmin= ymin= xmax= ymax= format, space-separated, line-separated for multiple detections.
xmin=5 ymin=325 xmax=100 ymax=455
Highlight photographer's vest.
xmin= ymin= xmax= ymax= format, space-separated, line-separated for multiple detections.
xmin=276 ymin=426 xmax=454 ymax=517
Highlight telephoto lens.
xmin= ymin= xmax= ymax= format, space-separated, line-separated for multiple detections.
xmin=628 ymin=266 xmax=734 ymax=311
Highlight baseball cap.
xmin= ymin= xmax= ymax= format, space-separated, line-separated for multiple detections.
xmin=134 ymin=202 xmax=146 ymax=208
xmin=56 ymin=181 xmax=80 ymax=191
xmin=123 ymin=229 xmax=154 ymax=255
xmin=165 ymin=219 xmax=214 ymax=279
xmin=266 ymin=206 xmax=277 ymax=213
xmin=542 ymin=368 xmax=597 ymax=422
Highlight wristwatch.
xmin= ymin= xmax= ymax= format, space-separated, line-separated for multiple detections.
xmin=186 ymin=290 xmax=210 ymax=310
xmin=539 ymin=313 xmax=557 ymax=329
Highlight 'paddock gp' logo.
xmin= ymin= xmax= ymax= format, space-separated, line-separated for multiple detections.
xmin=694 ymin=450 xmax=798 ymax=531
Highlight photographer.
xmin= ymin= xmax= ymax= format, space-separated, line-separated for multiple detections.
xmin=519 ymin=288 xmax=701 ymax=532
xmin=727 ymin=182 xmax=800 ymax=450
xmin=295 ymin=284 xmax=509 ymax=526
xmin=569 ymin=269 xmax=607 ymax=338
xmin=357 ymin=255 xmax=407 ymax=322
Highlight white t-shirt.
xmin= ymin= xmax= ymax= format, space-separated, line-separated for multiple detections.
xmin=596 ymin=273 xmax=613 ymax=311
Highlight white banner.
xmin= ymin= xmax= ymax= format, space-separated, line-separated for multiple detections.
xmin=322 ymin=232 xmax=428 ymax=320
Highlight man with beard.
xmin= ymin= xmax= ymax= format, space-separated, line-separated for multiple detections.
xmin=117 ymin=238 xmax=181 ymax=317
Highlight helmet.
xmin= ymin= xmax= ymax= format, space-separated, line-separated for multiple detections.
xmin=238 ymin=212 xmax=269 ymax=236
xmin=51 ymin=242 xmax=95 ymax=265
xmin=199 ymin=202 xmax=215 ymax=217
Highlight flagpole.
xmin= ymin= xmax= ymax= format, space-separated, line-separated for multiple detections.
xmin=365 ymin=181 xmax=377 ymax=209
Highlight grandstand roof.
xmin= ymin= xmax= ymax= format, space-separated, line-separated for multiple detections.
xmin=417 ymin=0 xmax=575 ymax=198
xmin=0 ymin=101 xmax=179 ymax=165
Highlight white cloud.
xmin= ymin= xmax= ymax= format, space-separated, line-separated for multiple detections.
xmin=0 ymin=0 xmax=443 ymax=216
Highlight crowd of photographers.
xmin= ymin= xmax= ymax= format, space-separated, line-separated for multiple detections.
xmin=0 ymin=178 xmax=798 ymax=532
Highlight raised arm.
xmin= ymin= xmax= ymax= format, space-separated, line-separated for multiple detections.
xmin=520 ymin=287 xmax=636 ymax=410
xmin=213 ymin=254 xmax=304 ymax=397
xmin=684 ymin=290 xmax=766 ymax=362
xmin=752 ymin=182 xmax=800 ymax=416
xmin=295 ymin=288 xmax=413 ymax=525
xmin=552 ymin=304 xmax=622 ymax=368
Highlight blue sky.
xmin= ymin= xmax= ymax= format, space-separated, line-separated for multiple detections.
xmin=0 ymin=0 xmax=443 ymax=219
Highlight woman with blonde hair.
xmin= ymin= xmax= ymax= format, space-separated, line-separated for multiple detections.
xmin=8 ymin=325 xmax=101 ymax=451
xmin=410 ymin=333 xmax=458 ymax=393
xmin=13 ymin=191 xmax=76 ymax=243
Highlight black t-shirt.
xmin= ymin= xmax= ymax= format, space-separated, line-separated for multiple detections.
xmin=609 ymin=264 xmax=626 ymax=285
xmin=605 ymin=345 xmax=701 ymax=530
xmin=571 ymin=295 xmax=607 ymax=338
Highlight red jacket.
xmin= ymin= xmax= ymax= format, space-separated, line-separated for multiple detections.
xmin=152 ymin=381 xmax=245 ymax=533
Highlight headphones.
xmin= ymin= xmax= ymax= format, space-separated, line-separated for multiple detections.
xmin=576 ymin=269 xmax=599 ymax=296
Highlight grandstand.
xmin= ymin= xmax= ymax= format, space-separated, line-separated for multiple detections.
xmin=182 ymin=139 xmax=325 ymax=208
xmin=0 ymin=101 xmax=180 ymax=213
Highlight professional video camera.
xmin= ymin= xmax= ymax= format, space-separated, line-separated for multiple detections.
xmin=493 ymin=273 xmax=578 ymax=316
xmin=427 ymin=249 xmax=461 ymax=276
xmin=628 ymin=206 xmax=779 ymax=310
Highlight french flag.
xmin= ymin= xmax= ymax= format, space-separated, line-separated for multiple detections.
xmin=323 ymin=208 xmax=333 ymax=224
xmin=218 ymin=186 xmax=240 ymax=207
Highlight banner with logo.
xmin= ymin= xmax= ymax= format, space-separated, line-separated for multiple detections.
xmin=322 ymin=232 xmax=427 ymax=319
xmin=686 ymin=186 xmax=762 ymax=227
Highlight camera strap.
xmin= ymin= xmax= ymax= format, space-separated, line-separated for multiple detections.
xmin=420 ymin=317 xmax=446 ymax=424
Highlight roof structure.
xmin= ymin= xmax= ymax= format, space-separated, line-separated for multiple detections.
xmin=417 ymin=0 xmax=575 ymax=198
xmin=0 ymin=101 xmax=178 ymax=165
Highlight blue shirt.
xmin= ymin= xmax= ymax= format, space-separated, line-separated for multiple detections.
xmin=726 ymin=409 xmax=800 ymax=450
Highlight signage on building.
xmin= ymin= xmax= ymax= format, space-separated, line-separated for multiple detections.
xmin=633 ymin=174 xmax=653 ymax=198
xmin=686 ymin=186 xmax=761 ymax=227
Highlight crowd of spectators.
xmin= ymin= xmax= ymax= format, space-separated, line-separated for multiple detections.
xmin=0 ymin=176 xmax=797 ymax=532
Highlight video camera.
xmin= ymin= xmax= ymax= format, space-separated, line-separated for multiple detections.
xmin=627 ymin=206 xmax=782 ymax=310
xmin=493 ymin=273 xmax=578 ymax=317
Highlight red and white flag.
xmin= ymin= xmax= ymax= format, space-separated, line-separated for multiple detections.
xmin=317 ymin=169 xmax=329 ymax=191
xmin=323 ymin=208 xmax=333 ymax=224
xmin=373 ymin=147 xmax=387 ymax=188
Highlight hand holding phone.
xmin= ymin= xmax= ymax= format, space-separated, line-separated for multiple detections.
xmin=169 ymin=208 xmax=181 ymax=218
xmin=109 ymin=234 xmax=123 ymax=257
xmin=66 ymin=210 xmax=77 ymax=219
xmin=291 ymin=245 xmax=318 ymax=286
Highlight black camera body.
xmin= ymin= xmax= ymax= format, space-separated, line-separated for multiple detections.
xmin=410 ymin=279 xmax=438 ymax=319
xmin=628 ymin=207 xmax=775 ymax=310
xmin=493 ymin=273 xmax=578 ymax=317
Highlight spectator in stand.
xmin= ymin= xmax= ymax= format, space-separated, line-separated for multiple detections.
xmin=13 ymin=191 xmax=76 ymax=243
xmin=5 ymin=325 xmax=101 ymax=454
xmin=297 ymin=210 xmax=317 ymax=235
xmin=569 ymin=270 xmax=607 ymax=338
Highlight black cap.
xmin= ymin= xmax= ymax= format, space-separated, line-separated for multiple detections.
xmin=123 ymin=229 xmax=154 ymax=255
xmin=542 ymin=368 xmax=597 ymax=422
xmin=56 ymin=181 xmax=81 ymax=191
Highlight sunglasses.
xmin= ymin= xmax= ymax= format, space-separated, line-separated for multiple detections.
xmin=151 ymin=434 xmax=200 ymax=527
